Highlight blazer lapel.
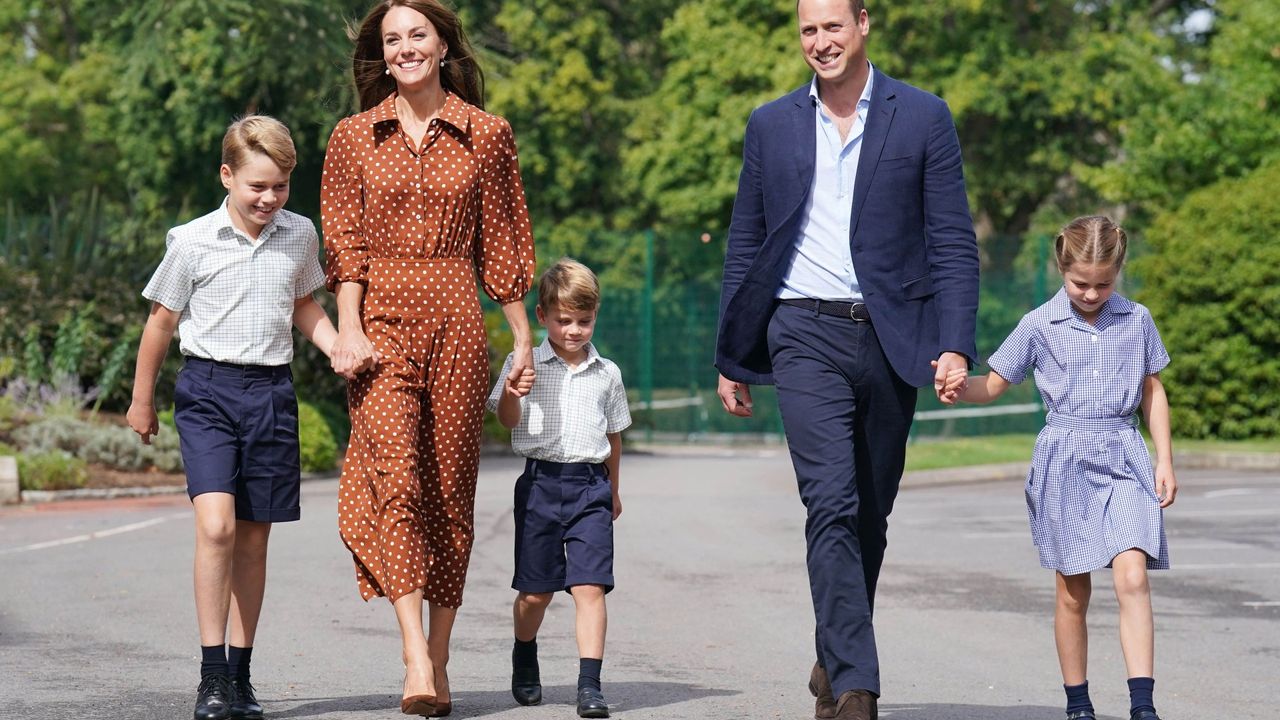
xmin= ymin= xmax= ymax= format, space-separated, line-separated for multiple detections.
xmin=791 ymin=88 xmax=816 ymax=190
xmin=849 ymin=70 xmax=896 ymax=240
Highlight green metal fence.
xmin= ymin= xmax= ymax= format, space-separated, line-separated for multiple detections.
xmin=510 ymin=231 xmax=1069 ymax=443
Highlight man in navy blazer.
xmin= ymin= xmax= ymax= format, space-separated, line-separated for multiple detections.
xmin=715 ymin=1 xmax=979 ymax=718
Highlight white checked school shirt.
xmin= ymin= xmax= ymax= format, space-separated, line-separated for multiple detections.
xmin=142 ymin=199 xmax=326 ymax=366
xmin=486 ymin=340 xmax=632 ymax=464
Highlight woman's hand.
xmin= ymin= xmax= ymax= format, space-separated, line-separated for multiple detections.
xmin=330 ymin=326 xmax=377 ymax=380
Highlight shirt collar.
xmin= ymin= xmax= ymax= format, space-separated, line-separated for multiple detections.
xmin=808 ymin=61 xmax=875 ymax=110
xmin=215 ymin=197 xmax=277 ymax=244
xmin=368 ymin=90 xmax=472 ymax=135
xmin=534 ymin=337 xmax=601 ymax=368
xmin=1047 ymin=286 xmax=1136 ymax=323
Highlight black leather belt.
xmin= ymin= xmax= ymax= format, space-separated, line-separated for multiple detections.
xmin=780 ymin=298 xmax=871 ymax=322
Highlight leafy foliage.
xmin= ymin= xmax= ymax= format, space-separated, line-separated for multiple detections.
xmin=1134 ymin=159 xmax=1280 ymax=439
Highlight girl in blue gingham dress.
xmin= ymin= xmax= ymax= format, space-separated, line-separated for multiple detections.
xmin=937 ymin=216 xmax=1178 ymax=720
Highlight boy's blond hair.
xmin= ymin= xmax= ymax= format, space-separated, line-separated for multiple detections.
xmin=537 ymin=258 xmax=600 ymax=312
xmin=221 ymin=115 xmax=297 ymax=173
xmin=1054 ymin=215 xmax=1127 ymax=273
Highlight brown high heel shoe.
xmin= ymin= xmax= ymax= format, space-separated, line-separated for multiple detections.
xmin=400 ymin=694 xmax=436 ymax=717
xmin=428 ymin=667 xmax=451 ymax=717
xmin=401 ymin=664 xmax=437 ymax=717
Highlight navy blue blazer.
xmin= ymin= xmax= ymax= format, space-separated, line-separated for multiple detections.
xmin=715 ymin=69 xmax=979 ymax=388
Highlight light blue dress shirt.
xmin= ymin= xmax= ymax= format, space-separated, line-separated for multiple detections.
xmin=778 ymin=65 xmax=875 ymax=301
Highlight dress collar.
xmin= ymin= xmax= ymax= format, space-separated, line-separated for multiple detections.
xmin=367 ymin=90 xmax=472 ymax=135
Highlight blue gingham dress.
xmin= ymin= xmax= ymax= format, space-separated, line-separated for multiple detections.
xmin=987 ymin=289 xmax=1170 ymax=575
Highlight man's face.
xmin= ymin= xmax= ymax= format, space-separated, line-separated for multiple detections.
xmin=798 ymin=0 xmax=869 ymax=85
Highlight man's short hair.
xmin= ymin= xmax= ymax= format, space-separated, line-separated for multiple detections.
xmin=798 ymin=0 xmax=867 ymax=15
xmin=537 ymin=258 xmax=600 ymax=312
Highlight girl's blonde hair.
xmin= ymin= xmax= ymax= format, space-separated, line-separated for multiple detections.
xmin=1054 ymin=215 xmax=1127 ymax=273
xmin=538 ymin=258 xmax=600 ymax=312
xmin=221 ymin=115 xmax=297 ymax=173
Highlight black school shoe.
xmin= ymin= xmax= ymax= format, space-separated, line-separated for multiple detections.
xmin=1066 ymin=712 xmax=1096 ymax=720
xmin=1130 ymin=711 xmax=1162 ymax=720
xmin=194 ymin=674 xmax=236 ymax=720
xmin=230 ymin=677 xmax=263 ymax=719
xmin=511 ymin=664 xmax=542 ymax=706
xmin=576 ymin=687 xmax=609 ymax=718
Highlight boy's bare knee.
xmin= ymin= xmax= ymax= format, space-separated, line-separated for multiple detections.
xmin=569 ymin=584 xmax=606 ymax=603
xmin=517 ymin=592 xmax=554 ymax=609
xmin=196 ymin=515 xmax=236 ymax=547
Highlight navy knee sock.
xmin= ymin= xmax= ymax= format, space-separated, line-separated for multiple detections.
xmin=228 ymin=645 xmax=253 ymax=681
xmin=1128 ymin=677 xmax=1156 ymax=715
xmin=513 ymin=637 xmax=538 ymax=669
xmin=578 ymin=658 xmax=603 ymax=693
xmin=1064 ymin=681 xmax=1093 ymax=714
xmin=200 ymin=644 xmax=228 ymax=679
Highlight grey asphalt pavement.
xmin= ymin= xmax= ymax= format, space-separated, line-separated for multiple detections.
xmin=1 ymin=450 xmax=1275 ymax=719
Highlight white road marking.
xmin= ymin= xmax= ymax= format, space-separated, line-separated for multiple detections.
xmin=1175 ymin=562 xmax=1280 ymax=571
xmin=0 ymin=512 xmax=188 ymax=556
xmin=1242 ymin=601 xmax=1280 ymax=608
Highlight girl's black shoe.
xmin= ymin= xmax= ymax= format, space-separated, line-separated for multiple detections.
xmin=1130 ymin=711 xmax=1162 ymax=720
xmin=230 ymin=678 xmax=263 ymax=719
xmin=1066 ymin=712 xmax=1096 ymax=720
xmin=194 ymin=674 xmax=235 ymax=720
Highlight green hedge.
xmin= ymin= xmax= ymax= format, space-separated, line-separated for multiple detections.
xmin=298 ymin=400 xmax=338 ymax=473
xmin=1134 ymin=158 xmax=1280 ymax=439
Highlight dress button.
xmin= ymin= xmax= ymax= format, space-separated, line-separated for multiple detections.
xmin=1091 ymin=335 xmax=1098 ymax=343
xmin=1093 ymin=370 xmax=1099 ymax=377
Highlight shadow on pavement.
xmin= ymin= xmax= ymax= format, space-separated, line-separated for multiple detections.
xmin=269 ymin=693 xmax=398 ymax=718
xmin=268 ymin=682 xmax=738 ymax=718
xmin=882 ymin=704 xmax=1124 ymax=720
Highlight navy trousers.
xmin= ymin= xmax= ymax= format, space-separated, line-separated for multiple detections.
xmin=766 ymin=303 xmax=917 ymax=697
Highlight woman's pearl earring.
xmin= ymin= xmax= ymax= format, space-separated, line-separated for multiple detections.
xmin=385 ymin=67 xmax=391 ymax=75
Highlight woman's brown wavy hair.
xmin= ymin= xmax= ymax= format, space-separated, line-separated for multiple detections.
xmin=349 ymin=0 xmax=485 ymax=112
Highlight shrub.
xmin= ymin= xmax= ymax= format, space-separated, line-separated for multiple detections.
xmin=18 ymin=451 xmax=88 ymax=491
xmin=1134 ymin=158 xmax=1280 ymax=439
xmin=12 ymin=415 xmax=183 ymax=473
xmin=298 ymin=400 xmax=338 ymax=473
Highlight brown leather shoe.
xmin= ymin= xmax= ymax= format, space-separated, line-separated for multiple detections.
xmin=833 ymin=689 xmax=877 ymax=720
xmin=808 ymin=663 xmax=836 ymax=719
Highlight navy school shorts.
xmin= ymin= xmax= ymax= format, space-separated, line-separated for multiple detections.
xmin=513 ymin=458 xmax=614 ymax=594
xmin=173 ymin=357 xmax=302 ymax=523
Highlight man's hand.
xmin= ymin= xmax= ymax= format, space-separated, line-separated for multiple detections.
xmin=717 ymin=373 xmax=753 ymax=417
xmin=933 ymin=352 xmax=968 ymax=403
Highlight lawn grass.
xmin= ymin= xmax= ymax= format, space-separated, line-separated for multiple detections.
xmin=905 ymin=434 xmax=1036 ymax=471
xmin=903 ymin=434 xmax=1280 ymax=472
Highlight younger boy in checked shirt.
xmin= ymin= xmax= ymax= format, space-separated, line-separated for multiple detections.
xmin=487 ymin=258 xmax=631 ymax=719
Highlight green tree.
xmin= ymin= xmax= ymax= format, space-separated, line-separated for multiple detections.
xmin=1134 ymin=159 xmax=1280 ymax=439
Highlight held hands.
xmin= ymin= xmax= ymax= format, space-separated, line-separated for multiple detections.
xmin=127 ymin=401 xmax=159 ymax=445
xmin=1155 ymin=462 xmax=1178 ymax=508
xmin=717 ymin=373 xmax=753 ymax=417
xmin=505 ymin=345 xmax=536 ymax=397
xmin=505 ymin=366 xmax=536 ymax=398
xmin=931 ymin=353 xmax=969 ymax=405
xmin=330 ymin=327 xmax=379 ymax=380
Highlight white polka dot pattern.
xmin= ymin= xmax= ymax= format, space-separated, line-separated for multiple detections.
xmin=321 ymin=91 xmax=536 ymax=607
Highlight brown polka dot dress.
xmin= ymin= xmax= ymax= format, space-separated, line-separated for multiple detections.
xmin=321 ymin=91 xmax=535 ymax=607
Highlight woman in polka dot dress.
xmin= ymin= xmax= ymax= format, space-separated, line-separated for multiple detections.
xmin=321 ymin=1 xmax=535 ymax=715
